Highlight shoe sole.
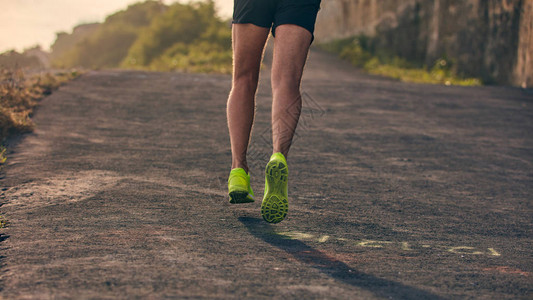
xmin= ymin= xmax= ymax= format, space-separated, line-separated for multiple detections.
xmin=261 ymin=159 xmax=288 ymax=223
xmin=229 ymin=191 xmax=254 ymax=204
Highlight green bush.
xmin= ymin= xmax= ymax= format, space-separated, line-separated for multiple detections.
xmin=318 ymin=36 xmax=481 ymax=86
xmin=122 ymin=0 xmax=231 ymax=73
xmin=339 ymin=39 xmax=372 ymax=67
xmin=51 ymin=0 xmax=232 ymax=74
xmin=52 ymin=1 xmax=165 ymax=69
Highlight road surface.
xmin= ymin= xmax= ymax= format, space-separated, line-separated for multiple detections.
xmin=1 ymin=44 xmax=532 ymax=299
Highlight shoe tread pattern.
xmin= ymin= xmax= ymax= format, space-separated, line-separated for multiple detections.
xmin=261 ymin=160 xmax=288 ymax=223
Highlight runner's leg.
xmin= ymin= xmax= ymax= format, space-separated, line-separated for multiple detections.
xmin=227 ymin=24 xmax=270 ymax=173
xmin=270 ymin=24 xmax=313 ymax=158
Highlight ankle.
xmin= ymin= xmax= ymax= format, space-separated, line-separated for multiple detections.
xmin=231 ymin=162 xmax=249 ymax=174
xmin=272 ymin=150 xmax=288 ymax=160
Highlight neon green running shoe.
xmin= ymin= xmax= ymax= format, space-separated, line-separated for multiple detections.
xmin=261 ymin=152 xmax=289 ymax=223
xmin=228 ymin=168 xmax=255 ymax=204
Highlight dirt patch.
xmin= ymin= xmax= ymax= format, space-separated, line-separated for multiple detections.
xmin=3 ymin=170 xmax=120 ymax=209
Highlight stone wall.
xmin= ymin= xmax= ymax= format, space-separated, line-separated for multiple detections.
xmin=516 ymin=0 xmax=532 ymax=88
xmin=315 ymin=0 xmax=532 ymax=86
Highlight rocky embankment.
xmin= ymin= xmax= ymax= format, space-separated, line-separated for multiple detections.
xmin=315 ymin=0 xmax=532 ymax=87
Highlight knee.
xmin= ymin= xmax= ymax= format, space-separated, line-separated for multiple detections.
xmin=232 ymin=71 xmax=259 ymax=94
xmin=272 ymin=68 xmax=302 ymax=94
xmin=272 ymin=76 xmax=300 ymax=96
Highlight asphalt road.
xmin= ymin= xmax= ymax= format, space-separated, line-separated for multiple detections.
xmin=1 ymin=44 xmax=532 ymax=299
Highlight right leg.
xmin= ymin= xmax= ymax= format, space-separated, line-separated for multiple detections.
xmin=227 ymin=23 xmax=270 ymax=173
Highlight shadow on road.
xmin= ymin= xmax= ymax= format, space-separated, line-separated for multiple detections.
xmin=239 ymin=217 xmax=445 ymax=300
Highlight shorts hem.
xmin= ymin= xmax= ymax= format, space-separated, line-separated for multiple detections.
xmin=271 ymin=23 xmax=315 ymax=44
xmin=232 ymin=20 xmax=272 ymax=29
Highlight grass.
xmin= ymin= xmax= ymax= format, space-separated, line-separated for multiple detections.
xmin=0 ymin=69 xmax=81 ymax=168
xmin=317 ymin=37 xmax=481 ymax=86
xmin=0 ymin=215 xmax=7 ymax=228
xmin=0 ymin=146 xmax=5 ymax=164
xmin=0 ymin=69 xmax=81 ymax=141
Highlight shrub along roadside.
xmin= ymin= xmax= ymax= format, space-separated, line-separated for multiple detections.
xmin=317 ymin=36 xmax=481 ymax=86
xmin=120 ymin=1 xmax=232 ymax=74
xmin=0 ymin=69 xmax=81 ymax=167
xmin=52 ymin=1 xmax=232 ymax=74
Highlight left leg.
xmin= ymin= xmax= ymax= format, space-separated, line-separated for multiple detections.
xmin=227 ymin=24 xmax=270 ymax=174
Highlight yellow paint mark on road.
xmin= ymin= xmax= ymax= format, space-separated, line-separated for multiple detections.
xmin=356 ymin=240 xmax=393 ymax=248
xmin=447 ymin=246 xmax=484 ymax=255
xmin=401 ymin=242 xmax=413 ymax=251
xmin=272 ymin=230 xmax=501 ymax=257
xmin=487 ymin=248 xmax=501 ymax=256
xmin=277 ymin=231 xmax=315 ymax=240
xmin=318 ymin=235 xmax=330 ymax=243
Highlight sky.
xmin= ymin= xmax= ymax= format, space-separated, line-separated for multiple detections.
xmin=0 ymin=0 xmax=233 ymax=53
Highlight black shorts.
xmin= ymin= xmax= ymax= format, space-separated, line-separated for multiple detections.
xmin=232 ymin=0 xmax=322 ymax=43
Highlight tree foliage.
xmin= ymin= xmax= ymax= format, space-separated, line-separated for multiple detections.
xmin=51 ymin=0 xmax=232 ymax=73
xmin=52 ymin=1 xmax=165 ymax=68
